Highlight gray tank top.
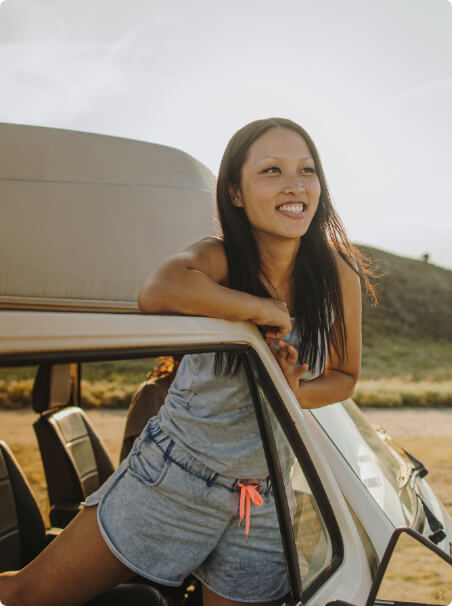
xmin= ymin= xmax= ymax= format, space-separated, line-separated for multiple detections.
xmin=157 ymin=325 xmax=326 ymax=478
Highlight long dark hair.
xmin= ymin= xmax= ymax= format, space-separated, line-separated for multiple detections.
xmin=216 ymin=117 xmax=376 ymax=375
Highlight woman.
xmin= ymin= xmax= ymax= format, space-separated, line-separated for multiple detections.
xmin=0 ymin=118 xmax=374 ymax=606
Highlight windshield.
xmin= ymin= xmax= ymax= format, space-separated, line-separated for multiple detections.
xmin=312 ymin=400 xmax=418 ymax=527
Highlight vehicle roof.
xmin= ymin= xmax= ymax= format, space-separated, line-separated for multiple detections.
xmin=0 ymin=123 xmax=216 ymax=312
xmin=0 ymin=311 xmax=257 ymax=356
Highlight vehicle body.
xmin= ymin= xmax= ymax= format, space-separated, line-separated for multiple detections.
xmin=0 ymin=124 xmax=451 ymax=605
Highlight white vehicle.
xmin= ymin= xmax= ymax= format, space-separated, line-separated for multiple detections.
xmin=0 ymin=124 xmax=451 ymax=606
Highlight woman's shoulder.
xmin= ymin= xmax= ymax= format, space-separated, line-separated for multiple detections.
xmin=329 ymin=244 xmax=358 ymax=275
xmin=184 ymin=237 xmax=228 ymax=284
xmin=190 ymin=236 xmax=225 ymax=253
xmin=184 ymin=236 xmax=224 ymax=253
xmin=328 ymin=244 xmax=361 ymax=294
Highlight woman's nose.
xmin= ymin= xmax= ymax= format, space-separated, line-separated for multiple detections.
xmin=282 ymin=175 xmax=306 ymax=194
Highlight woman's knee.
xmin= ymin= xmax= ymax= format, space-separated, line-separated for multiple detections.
xmin=0 ymin=570 xmax=26 ymax=606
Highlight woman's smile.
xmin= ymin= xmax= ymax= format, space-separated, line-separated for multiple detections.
xmin=276 ymin=201 xmax=307 ymax=218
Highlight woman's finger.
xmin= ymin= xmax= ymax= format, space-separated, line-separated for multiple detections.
xmin=296 ymin=363 xmax=309 ymax=378
xmin=266 ymin=338 xmax=277 ymax=356
xmin=286 ymin=345 xmax=298 ymax=364
xmin=276 ymin=340 xmax=288 ymax=356
xmin=278 ymin=339 xmax=289 ymax=361
xmin=264 ymin=327 xmax=283 ymax=340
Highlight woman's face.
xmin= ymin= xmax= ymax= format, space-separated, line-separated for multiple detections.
xmin=235 ymin=127 xmax=321 ymax=245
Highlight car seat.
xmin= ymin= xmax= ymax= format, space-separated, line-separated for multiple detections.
xmin=0 ymin=440 xmax=49 ymax=571
xmin=0 ymin=441 xmax=167 ymax=605
xmin=32 ymin=363 xmax=114 ymax=527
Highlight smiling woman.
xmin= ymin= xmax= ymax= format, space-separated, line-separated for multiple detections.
xmin=214 ymin=118 xmax=377 ymax=398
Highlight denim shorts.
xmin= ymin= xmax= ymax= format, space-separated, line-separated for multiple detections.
xmin=84 ymin=417 xmax=289 ymax=602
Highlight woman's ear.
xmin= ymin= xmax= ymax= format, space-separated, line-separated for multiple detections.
xmin=228 ymin=184 xmax=242 ymax=207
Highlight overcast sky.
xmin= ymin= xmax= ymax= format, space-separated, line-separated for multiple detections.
xmin=1 ymin=0 xmax=451 ymax=268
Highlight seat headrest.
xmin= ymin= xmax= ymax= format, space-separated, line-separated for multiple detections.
xmin=32 ymin=364 xmax=72 ymax=413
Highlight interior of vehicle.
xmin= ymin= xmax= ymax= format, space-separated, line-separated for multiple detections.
xmin=0 ymin=348 xmax=340 ymax=606
xmin=0 ymin=356 xmax=200 ymax=606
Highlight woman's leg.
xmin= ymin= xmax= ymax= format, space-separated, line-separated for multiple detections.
xmin=202 ymin=584 xmax=284 ymax=606
xmin=0 ymin=506 xmax=134 ymax=606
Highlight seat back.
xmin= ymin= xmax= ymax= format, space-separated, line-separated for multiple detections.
xmin=0 ymin=441 xmax=46 ymax=572
xmin=32 ymin=364 xmax=114 ymax=527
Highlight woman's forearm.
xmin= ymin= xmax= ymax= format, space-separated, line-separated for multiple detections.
xmin=138 ymin=263 xmax=263 ymax=322
xmin=137 ymin=258 xmax=292 ymax=336
xmin=295 ymin=369 xmax=358 ymax=409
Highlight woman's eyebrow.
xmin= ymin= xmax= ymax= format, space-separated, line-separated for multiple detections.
xmin=258 ymin=155 xmax=314 ymax=162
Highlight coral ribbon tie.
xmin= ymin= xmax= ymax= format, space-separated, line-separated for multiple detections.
xmin=238 ymin=483 xmax=264 ymax=540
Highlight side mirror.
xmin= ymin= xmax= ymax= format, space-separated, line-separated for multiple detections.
xmin=326 ymin=527 xmax=452 ymax=606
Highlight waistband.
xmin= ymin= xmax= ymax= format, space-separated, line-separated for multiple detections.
xmin=144 ymin=417 xmax=272 ymax=495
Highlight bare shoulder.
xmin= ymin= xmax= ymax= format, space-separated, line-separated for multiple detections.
xmin=185 ymin=236 xmax=225 ymax=256
xmin=182 ymin=237 xmax=228 ymax=284
xmin=330 ymin=246 xmax=360 ymax=289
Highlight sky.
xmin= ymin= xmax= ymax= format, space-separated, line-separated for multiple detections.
xmin=1 ymin=0 xmax=451 ymax=269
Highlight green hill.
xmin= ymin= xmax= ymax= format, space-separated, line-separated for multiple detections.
xmin=357 ymin=245 xmax=452 ymax=381
xmin=359 ymin=245 xmax=452 ymax=340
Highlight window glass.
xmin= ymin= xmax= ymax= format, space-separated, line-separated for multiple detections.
xmin=312 ymin=400 xmax=418 ymax=527
xmin=256 ymin=383 xmax=335 ymax=590
xmin=0 ymin=364 xmax=37 ymax=408
xmin=80 ymin=357 xmax=157 ymax=409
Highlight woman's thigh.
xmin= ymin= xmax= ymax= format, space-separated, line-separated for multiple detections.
xmin=1 ymin=506 xmax=134 ymax=606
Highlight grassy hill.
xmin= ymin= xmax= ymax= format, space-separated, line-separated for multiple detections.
xmin=359 ymin=245 xmax=452 ymax=342
xmin=358 ymin=245 xmax=452 ymax=381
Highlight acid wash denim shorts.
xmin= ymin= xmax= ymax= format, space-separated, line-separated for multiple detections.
xmin=84 ymin=417 xmax=289 ymax=603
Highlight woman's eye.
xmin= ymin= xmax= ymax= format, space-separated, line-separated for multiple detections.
xmin=301 ymin=167 xmax=316 ymax=174
xmin=262 ymin=166 xmax=280 ymax=174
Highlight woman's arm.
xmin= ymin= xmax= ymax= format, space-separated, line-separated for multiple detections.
xmin=268 ymin=252 xmax=362 ymax=408
xmin=138 ymin=237 xmax=292 ymax=338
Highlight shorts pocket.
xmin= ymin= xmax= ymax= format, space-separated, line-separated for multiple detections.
xmin=127 ymin=441 xmax=171 ymax=487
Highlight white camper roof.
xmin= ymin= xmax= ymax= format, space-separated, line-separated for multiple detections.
xmin=0 ymin=124 xmax=216 ymax=312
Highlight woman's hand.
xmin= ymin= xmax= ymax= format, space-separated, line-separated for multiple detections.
xmin=267 ymin=251 xmax=362 ymax=409
xmin=252 ymin=299 xmax=292 ymax=339
xmin=266 ymin=338 xmax=309 ymax=391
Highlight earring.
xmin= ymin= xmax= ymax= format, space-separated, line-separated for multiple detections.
xmin=234 ymin=198 xmax=242 ymax=207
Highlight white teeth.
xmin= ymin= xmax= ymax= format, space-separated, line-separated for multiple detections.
xmin=277 ymin=203 xmax=305 ymax=212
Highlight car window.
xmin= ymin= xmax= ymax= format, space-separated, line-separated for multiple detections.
xmin=312 ymin=400 xmax=418 ymax=527
xmin=0 ymin=364 xmax=37 ymax=407
xmin=259 ymin=386 xmax=335 ymax=590
xmin=80 ymin=358 xmax=157 ymax=409
xmin=245 ymin=355 xmax=340 ymax=601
